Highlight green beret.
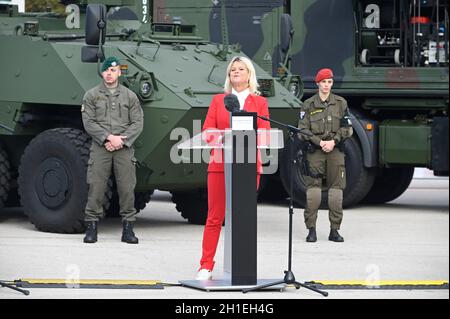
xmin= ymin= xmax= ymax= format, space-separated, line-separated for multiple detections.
xmin=101 ymin=56 xmax=120 ymax=72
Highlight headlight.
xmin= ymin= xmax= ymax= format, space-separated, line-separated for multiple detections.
xmin=140 ymin=81 xmax=153 ymax=98
xmin=288 ymin=82 xmax=300 ymax=98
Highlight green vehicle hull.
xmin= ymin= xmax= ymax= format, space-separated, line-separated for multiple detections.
xmin=0 ymin=0 xmax=301 ymax=232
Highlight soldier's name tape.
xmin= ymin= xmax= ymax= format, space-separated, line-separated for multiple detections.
xmin=310 ymin=109 xmax=324 ymax=115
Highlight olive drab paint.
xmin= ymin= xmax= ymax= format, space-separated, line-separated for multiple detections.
xmin=0 ymin=0 xmax=448 ymax=230
xmin=159 ymin=0 xmax=448 ymax=208
xmin=0 ymin=0 xmax=301 ymax=232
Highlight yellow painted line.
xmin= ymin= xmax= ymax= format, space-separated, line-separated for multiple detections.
xmin=19 ymin=279 xmax=448 ymax=287
xmin=311 ymin=280 xmax=448 ymax=286
xmin=20 ymin=279 xmax=161 ymax=285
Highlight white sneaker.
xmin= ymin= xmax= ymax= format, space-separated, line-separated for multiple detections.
xmin=195 ymin=269 xmax=212 ymax=281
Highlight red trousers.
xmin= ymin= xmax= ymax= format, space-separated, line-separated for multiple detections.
xmin=200 ymin=172 xmax=260 ymax=270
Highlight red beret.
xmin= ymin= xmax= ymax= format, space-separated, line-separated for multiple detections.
xmin=315 ymin=68 xmax=334 ymax=83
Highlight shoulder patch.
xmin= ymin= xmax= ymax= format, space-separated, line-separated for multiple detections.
xmin=300 ymin=111 xmax=306 ymax=120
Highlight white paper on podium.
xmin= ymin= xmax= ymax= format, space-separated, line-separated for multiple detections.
xmin=231 ymin=116 xmax=255 ymax=130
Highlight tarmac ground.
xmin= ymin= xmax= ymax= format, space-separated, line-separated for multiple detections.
xmin=0 ymin=178 xmax=448 ymax=300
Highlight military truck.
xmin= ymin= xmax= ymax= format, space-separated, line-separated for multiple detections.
xmin=155 ymin=0 xmax=449 ymax=206
xmin=0 ymin=0 xmax=302 ymax=232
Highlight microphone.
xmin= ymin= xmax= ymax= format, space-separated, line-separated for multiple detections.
xmin=224 ymin=93 xmax=313 ymax=136
xmin=224 ymin=94 xmax=241 ymax=113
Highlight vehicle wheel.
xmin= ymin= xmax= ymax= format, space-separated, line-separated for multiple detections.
xmin=279 ymin=136 xmax=376 ymax=208
xmin=257 ymin=174 xmax=288 ymax=202
xmin=135 ymin=190 xmax=154 ymax=211
xmin=99 ymin=177 xmax=118 ymax=217
xmin=4 ymin=177 xmax=20 ymax=208
xmin=342 ymin=137 xmax=376 ymax=207
xmin=361 ymin=167 xmax=415 ymax=204
xmin=18 ymin=128 xmax=91 ymax=233
xmin=172 ymin=189 xmax=208 ymax=225
xmin=3 ymin=168 xmax=25 ymax=208
xmin=0 ymin=147 xmax=12 ymax=208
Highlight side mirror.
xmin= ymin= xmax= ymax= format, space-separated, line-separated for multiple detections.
xmin=85 ymin=4 xmax=107 ymax=45
xmin=81 ymin=45 xmax=105 ymax=63
xmin=280 ymin=14 xmax=294 ymax=56
xmin=82 ymin=4 xmax=106 ymax=69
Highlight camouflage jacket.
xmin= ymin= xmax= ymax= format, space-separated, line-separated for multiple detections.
xmin=297 ymin=93 xmax=353 ymax=146
xmin=81 ymin=82 xmax=144 ymax=147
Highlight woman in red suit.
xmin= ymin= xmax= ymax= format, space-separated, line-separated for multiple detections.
xmin=196 ymin=56 xmax=271 ymax=280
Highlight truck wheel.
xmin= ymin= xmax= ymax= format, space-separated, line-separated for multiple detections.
xmin=18 ymin=128 xmax=91 ymax=233
xmin=361 ymin=167 xmax=415 ymax=204
xmin=4 ymin=172 xmax=20 ymax=208
xmin=171 ymin=189 xmax=208 ymax=225
xmin=135 ymin=190 xmax=154 ymax=211
xmin=0 ymin=147 xmax=12 ymax=208
xmin=279 ymin=136 xmax=375 ymax=208
xmin=342 ymin=137 xmax=376 ymax=207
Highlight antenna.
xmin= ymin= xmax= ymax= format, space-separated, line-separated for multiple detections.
xmin=217 ymin=0 xmax=229 ymax=60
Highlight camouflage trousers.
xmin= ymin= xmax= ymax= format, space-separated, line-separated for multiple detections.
xmin=84 ymin=142 xmax=137 ymax=222
xmin=303 ymin=148 xmax=346 ymax=230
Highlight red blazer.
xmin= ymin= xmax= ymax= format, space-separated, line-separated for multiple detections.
xmin=203 ymin=93 xmax=271 ymax=173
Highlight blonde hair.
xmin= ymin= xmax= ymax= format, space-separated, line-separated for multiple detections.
xmin=224 ymin=56 xmax=259 ymax=94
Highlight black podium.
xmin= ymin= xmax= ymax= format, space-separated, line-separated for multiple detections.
xmin=224 ymin=112 xmax=258 ymax=286
xmin=179 ymin=112 xmax=284 ymax=291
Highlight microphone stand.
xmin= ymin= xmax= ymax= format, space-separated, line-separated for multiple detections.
xmin=242 ymin=115 xmax=328 ymax=297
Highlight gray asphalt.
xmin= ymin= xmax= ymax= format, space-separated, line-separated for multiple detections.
xmin=0 ymin=178 xmax=448 ymax=299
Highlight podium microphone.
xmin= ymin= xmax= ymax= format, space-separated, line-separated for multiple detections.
xmin=223 ymin=93 xmax=312 ymax=136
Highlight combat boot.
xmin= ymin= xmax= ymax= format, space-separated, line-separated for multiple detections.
xmin=83 ymin=221 xmax=98 ymax=243
xmin=121 ymin=221 xmax=139 ymax=244
xmin=328 ymin=229 xmax=344 ymax=242
xmin=306 ymin=227 xmax=317 ymax=242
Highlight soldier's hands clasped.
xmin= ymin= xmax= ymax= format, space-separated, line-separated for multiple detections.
xmin=106 ymin=135 xmax=128 ymax=151
xmin=320 ymin=140 xmax=335 ymax=153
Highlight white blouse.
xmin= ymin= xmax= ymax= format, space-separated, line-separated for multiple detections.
xmin=232 ymin=88 xmax=250 ymax=110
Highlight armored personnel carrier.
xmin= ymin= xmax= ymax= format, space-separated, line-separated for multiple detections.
xmin=0 ymin=0 xmax=302 ymax=232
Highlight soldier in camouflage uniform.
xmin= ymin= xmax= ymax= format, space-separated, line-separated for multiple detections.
xmin=81 ymin=57 xmax=144 ymax=244
xmin=297 ymin=68 xmax=353 ymax=242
